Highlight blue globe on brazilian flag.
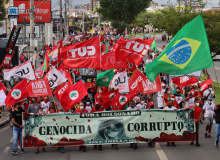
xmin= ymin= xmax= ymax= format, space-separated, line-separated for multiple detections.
xmin=145 ymin=14 xmax=213 ymax=82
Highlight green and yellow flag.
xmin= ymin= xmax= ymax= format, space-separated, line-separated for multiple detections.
xmin=151 ymin=39 xmax=157 ymax=53
xmin=145 ymin=15 xmax=213 ymax=82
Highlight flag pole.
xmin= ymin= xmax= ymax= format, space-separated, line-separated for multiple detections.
xmin=99 ymin=35 xmax=102 ymax=72
xmin=213 ymin=67 xmax=220 ymax=94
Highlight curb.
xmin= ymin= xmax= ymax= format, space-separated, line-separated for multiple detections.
xmin=0 ymin=118 xmax=10 ymax=127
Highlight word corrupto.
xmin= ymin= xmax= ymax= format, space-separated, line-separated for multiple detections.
xmin=125 ymin=41 xmax=149 ymax=55
xmin=69 ymin=46 xmax=96 ymax=57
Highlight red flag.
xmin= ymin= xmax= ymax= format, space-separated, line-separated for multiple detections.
xmin=84 ymin=83 xmax=92 ymax=91
xmin=101 ymin=89 xmax=119 ymax=108
xmin=115 ymin=38 xmax=154 ymax=65
xmin=127 ymin=62 xmax=137 ymax=72
xmin=53 ymin=81 xmax=72 ymax=101
xmin=100 ymin=35 xmax=104 ymax=42
xmin=101 ymin=51 xmax=127 ymax=70
xmin=200 ymin=78 xmax=213 ymax=92
xmin=57 ymin=39 xmax=63 ymax=48
xmin=35 ymin=64 xmax=44 ymax=78
xmin=53 ymin=41 xmax=56 ymax=49
xmin=172 ymin=76 xmax=198 ymax=86
xmin=61 ymin=37 xmax=101 ymax=68
xmin=57 ymin=64 xmax=73 ymax=85
xmin=46 ymin=44 xmax=51 ymax=53
xmin=0 ymin=82 xmax=7 ymax=92
xmin=5 ymin=79 xmax=29 ymax=107
xmin=27 ymin=79 xmax=52 ymax=97
xmin=138 ymin=75 xmax=162 ymax=94
xmin=60 ymin=80 xmax=88 ymax=111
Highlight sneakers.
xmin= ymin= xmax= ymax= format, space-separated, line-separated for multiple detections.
xmin=195 ymin=143 xmax=200 ymax=147
xmin=208 ymin=134 xmax=212 ymax=138
xmin=171 ymin=142 xmax=176 ymax=147
xmin=11 ymin=151 xmax=18 ymax=155
xmin=205 ymin=133 xmax=208 ymax=138
xmin=215 ymin=141 xmax=219 ymax=147
xmin=20 ymin=150 xmax=24 ymax=153
xmin=167 ymin=142 xmax=170 ymax=146
xmin=190 ymin=142 xmax=194 ymax=145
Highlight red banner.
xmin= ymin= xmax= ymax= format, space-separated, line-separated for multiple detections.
xmin=14 ymin=1 xmax=51 ymax=23
xmin=115 ymin=38 xmax=154 ymax=65
xmin=61 ymin=37 xmax=101 ymax=68
xmin=172 ymin=76 xmax=198 ymax=86
xmin=138 ymin=75 xmax=162 ymax=94
xmin=27 ymin=79 xmax=52 ymax=97
xmin=200 ymin=78 xmax=213 ymax=92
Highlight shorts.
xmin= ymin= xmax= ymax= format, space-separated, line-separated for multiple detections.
xmin=205 ymin=117 xmax=213 ymax=126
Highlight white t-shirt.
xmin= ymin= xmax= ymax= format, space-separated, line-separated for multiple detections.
xmin=145 ymin=59 xmax=152 ymax=64
xmin=203 ymin=102 xmax=215 ymax=118
xmin=203 ymin=89 xmax=215 ymax=101
xmin=85 ymin=106 xmax=92 ymax=113
xmin=41 ymin=101 xmax=51 ymax=113
xmin=185 ymin=97 xmax=195 ymax=109
xmin=127 ymin=107 xmax=138 ymax=110
xmin=136 ymin=104 xmax=145 ymax=109
xmin=164 ymin=106 xmax=177 ymax=110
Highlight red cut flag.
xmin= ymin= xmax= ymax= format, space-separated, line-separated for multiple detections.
xmin=57 ymin=39 xmax=63 ymax=48
xmin=115 ymin=38 xmax=154 ymax=65
xmin=61 ymin=37 xmax=101 ymax=68
xmin=138 ymin=75 xmax=162 ymax=94
xmin=60 ymin=80 xmax=88 ymax=111
xmin=101 ymin=89 xmax=119 ymax=108
xmin=0 ymin=82 xmax=7 ymax=92
xmin=5 ymin=79 xmax=29 ymax=107
xmin=200 ymin=78 xmax=213 ymax=92
xmin=172 ymin=76 xmax=198 ymax=86
xmin=57 ymin=64 xmax=73 ymax=85
xmin=27 ymin=79 xmax=52 ymax=97
xmin=53 ymin=81 xmax=72 ymax=101
xmin=101 ymin=51 xmax=127 ymax=70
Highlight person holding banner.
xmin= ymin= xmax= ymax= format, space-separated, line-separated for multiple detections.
xmin=41 ymin=97 xmax=51 ymax=113
xmin=27 ymin=97 xmax=41 ymax=113
xmin=46 ymin=102 xmax=58 ymax=114
xmin=204 ymin=85 xmax=215 ymax=104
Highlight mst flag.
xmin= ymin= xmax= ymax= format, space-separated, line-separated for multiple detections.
xmin=60 ymin=80 xmax=88 ymax=111
xmin=4 ymin=61 xmax=36 ymax=81
xmin=145 ymin=15 xmax=213 ymax=82
xmin=102 ymin=89 xmax=119 ymax=108
xmin=45 ymin=66 xmax=68 ymax=89
xmin=5 ymin=79 xmax=29 ymax=107
xmin=27 ymin=79 xmax=52 ymax=97
xmin=96 ymin=69 xmax=114 ymax=87
xmin=53 ymin=81 xmax=72 ymax=101
xmin=115 ymin=38 xmax=154 ymax=65
xmin=61 ymin=37 xmax=101 ymax=68
xmin=109 ymin=71 xmax=129 ymax=94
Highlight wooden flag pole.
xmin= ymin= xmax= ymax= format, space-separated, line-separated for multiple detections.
xmin=213 ymin=67 xmax=220 ymax=94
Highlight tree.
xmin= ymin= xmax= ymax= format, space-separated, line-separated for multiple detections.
xmin=97 ymin=0 xmax=151 ymax=25
xmin=0 ymin=0 xmax=9 ymax=22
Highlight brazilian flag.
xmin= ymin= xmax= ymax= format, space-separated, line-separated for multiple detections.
xmin=151 ymin=39 xmax=157 ymax=53
xmin=145 ymin=15 xmax=213 ymax=82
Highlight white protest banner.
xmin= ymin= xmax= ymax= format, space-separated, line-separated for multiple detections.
xmin=0 ymin=89 xmax=6 ymax=106
xmin=4 ymin=61 xmax=36 ymax=81
xmin=109 ymin=71 xmax=129 ymax=94
xmin=45 ymin=66 xmax=68 ymax=89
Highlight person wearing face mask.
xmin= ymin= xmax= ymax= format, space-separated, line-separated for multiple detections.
xmin=170 ymin=95 xmax=180 ymax=109
xmin=163 ymin=88 xmax=171 ymax=106
xmin=164 ymin=101 xmax=177 ymax=147
xmin=94 ymin=87 xmax=104 ymax=106
xmin=27 ymin=97 xmax=41 ymax=113
xmin=193 ymin=86 xmax=204 ymax=122
xmin=202 ymin=98 xmax=215 ymax=138
xmin=173 ymin=87 xmax=185 ymax=108
xmin=85 ymin=100 xmax=92 ymax=113
xmin=189 ymin=99 xmax=202 ymax=147
xmin=145 ymin=55 xmax=153 ymax=64
xmin=46 ymin=102 xmax=58 ymax=114
xmin=204 ymin=85 xmax=215 ymax=104
xmin=11 ymin=103 xmax=25 ymax=155
xmin=91 ymin=78 xmax=98 ymax=103
xmin=136 ymin=100 xmax=145 ymax=109
xmin=185 ymin=92 xmax=195 ymax=109
xmin=41 ymin=97 xmax=50 ymax=113
xmin=74 ymin=102 xmax=88 ymax=113
xmin=183 ymin=85 xmax=192 ymax=98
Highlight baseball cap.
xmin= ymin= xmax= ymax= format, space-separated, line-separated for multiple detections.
xmin=149 ymin=101 xmax=154 ymax=106
xmin=171 ymin=95 xmax=175 ymax=98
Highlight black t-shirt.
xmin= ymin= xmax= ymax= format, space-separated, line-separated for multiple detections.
xmin=11 ymin=109 xmax=25 ymax=126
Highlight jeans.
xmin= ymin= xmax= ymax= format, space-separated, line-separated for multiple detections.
xmin=60 ymin=147 xmax=64 ymax=150
xmin=13 ymin=126 xmax=23 ymax=151
xmin=165 ymin=75 xmax=169 ymax=85
xmin=216 ymin=123 xmax=220 ymax=141
xmin=196 ymin=123 xmax=199 ymax=143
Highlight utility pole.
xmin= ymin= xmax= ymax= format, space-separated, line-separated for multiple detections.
xmin=82 ymin=4 xmax=84 ymax=32
xmin=30 ymin=0 xmax=34 ymax=58
xmin=23 ymin=18 xmax=26 ymax=45
xmin=59 ymin=0 xmax=63 ymax=39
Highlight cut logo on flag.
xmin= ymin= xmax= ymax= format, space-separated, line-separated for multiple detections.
xmin=11 ymin=89 xmax=21 ymax=99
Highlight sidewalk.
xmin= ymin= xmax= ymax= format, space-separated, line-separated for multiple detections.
xmin=0 ymin=107 xmax=10 ymax=127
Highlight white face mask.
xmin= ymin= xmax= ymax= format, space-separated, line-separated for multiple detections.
xmin=171 ymin=98 xmax=175 ymax=101
xmin=99 ymin=90 xmax=102 ymax=93
xmin=196 ymin=103 xmax=200 ymax=106
xmin=209 ymin=101 xmax=212 ymax=105
xmin=167 ymin=91 xmax=170 ymax=93
xmin=80 ymin=106 xmax=84 ymax=110
xmin=141 ymin=101 xmax=145 ymax=104
xmin=0 ymin=80 xmax=2 ymax=82
xmin=200 ymin=88 xmax=202 ymax=91
xmin=39 ymin=111 xmax=44 ymax=114
xmin=209 ymin=88 xmax=212 ymax=91
xmin=86 ymin=102 xmax=90 ymax=105
xmin=198 ymin=81 xmax=201 ymax=83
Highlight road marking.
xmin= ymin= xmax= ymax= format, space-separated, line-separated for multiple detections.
xmin=155 ymin=143 xmax=168 ymax=160
xmin=0 ymin=126 xmax=10 ymax=133
xmin=10 ymin=137 xmax=13 ymax=143
xmin=3 ymin=147 xmax=10 ymax=154
xmin=215 ymin=67 xmax=220 ymax=71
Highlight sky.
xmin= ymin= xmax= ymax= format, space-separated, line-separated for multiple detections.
xmin=51 ymin=0 xmax=220 ymax=10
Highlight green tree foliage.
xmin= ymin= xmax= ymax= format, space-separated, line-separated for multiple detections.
xmin=0 ymin=0 xmax=9 ymax=22
xmin=97 ymin=0 xmax=151 ymax=24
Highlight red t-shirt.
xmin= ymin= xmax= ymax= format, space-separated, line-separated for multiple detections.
xmin=91 ymin=84 xmax=98 ymax=92
xmin=95 ymin=93 xmax=103 ymax=106
xmin=74 ymin=109 xmax=88 ymax=113
xmin=163 ymin=94 xmax=169 ymax=103
xmin=189 ymin=106 xmax=202 ymax=123
xmin=46 ymin=109 xmax=58 ymax=114
xmin=193 ymin=91 xmax=203 ymax=104
xmin=73 ymin=70 xmax=80 ymax=76
xmin=90 ymin=108 xmax=103 ymax=113
xmin=173 ymin=100 xmax=180 ymax=109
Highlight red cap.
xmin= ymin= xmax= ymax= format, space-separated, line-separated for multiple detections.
xmin=149 ymin=101 xmax=154 ymax=106
xmin=171 ymin=95 xmax=175 ymax=98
